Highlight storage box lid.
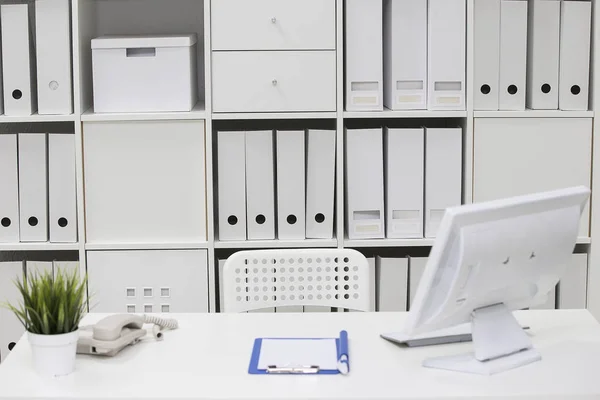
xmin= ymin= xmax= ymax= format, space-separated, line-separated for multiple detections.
xmin=91 ymin=34 xmax=197 ymax=49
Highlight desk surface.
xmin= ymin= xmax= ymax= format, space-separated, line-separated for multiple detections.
xmin=0 ymin=310 xmax=599 ymax=400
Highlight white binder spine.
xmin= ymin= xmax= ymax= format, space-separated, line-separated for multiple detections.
xmin=408 ymin=257 xmax=428 ymax=309
xmin=217 ymin=131 xmax=247 ymax=241
xmin=276 ymin=130 xmax=306 ymax=240
xmin=18 ymin=133 xmax=48 ymax=242
xmin=428 ymin=0 xmax=466 ymax=110
xmin=558 ymin=0 xmax=592 ymax=111
xmin=473 ymin=0 xmax=500 ymax=110
xmin=1 ymin=4 xmax=37 ymax=116
xmin=376 ymin=257 xmax=408 ymax=312
xmin=35 ymin=0 xmax=73 ymax=115
xmin=499 ymin=0 xmax=528 ymax=111
xmin=306 ymin=130 xmax=336 ymax=239
xmin=0 ymin=262 xmax=25 ymax=363
xmin=383 ymin=0 xmax=427 ymax=110
xmin=345 ymin=0 xmax=383 ymax=111
xmin=384 ymin=128 xmax=424 ymax=238
xmin=526 ymin=0 xmax=560 ymax=110
xmin=49 ymin=134 xmax=78 ymax=243
xmin=0 ymin=134 xmax=20 ymax=243
xmin=245 ymin=131 xmax=276 ymax=240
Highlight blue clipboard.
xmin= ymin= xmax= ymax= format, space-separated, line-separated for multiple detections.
xmin=248 ymin=330 xmax=349 ymax=375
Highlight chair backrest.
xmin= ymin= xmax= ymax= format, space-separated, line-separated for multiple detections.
xmin=222 ymin=249 xmax=371 ymax=313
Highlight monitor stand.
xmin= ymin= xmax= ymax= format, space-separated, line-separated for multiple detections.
xmin=423 ymin=303 xmax=541 ymax=375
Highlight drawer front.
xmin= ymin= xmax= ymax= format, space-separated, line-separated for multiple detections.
xmin=212 ymin=51 xmax=336 ymax=113
xmin=211 ymin=0 xmax=335 ymax=50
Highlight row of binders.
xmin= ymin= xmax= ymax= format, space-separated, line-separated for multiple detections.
xmin=0 ymin=260 xmax=79 ymax=363
xmin=217 ymin=130 xmax=336 ymax=241
xmin=475 ymin=0 xmax=591 ymax=111
xmin=346 ymin=127 xmax=462 ymax=240
xmin=0 ymin=133 xmax=78 ymax=243
xmin=346 ymin=0 xmax=466 ymax=111
xmin=0 ymin=1 xmax=73 ymax=116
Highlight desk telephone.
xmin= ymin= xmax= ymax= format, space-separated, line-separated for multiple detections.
xmin=77 ymin=314 xmax=178 ymax=356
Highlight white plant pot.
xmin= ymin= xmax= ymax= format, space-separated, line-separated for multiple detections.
xmin=28 ymin=330 xmax=79 ymax=377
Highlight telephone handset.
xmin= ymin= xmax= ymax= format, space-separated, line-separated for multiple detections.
xmin=77 ymin=314 xmax=178 ymax=356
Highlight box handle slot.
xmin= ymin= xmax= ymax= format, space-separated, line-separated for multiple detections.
xmin=126 ymin=48 xmax=156 ymax=58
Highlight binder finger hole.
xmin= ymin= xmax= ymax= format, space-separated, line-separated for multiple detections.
xmin=286 ymin=215 xmax=297 ymax=225
xmin=58 ymin=217 xmax=68 ymax=227
xmin=1 ymin=217 xmax=11 ymax=227
xmin=28 ymin=216 xmax=38 ymax=227
xmin=571 ymin=85 xmax=581 ymax=95
xmin=8 ymin=342 xmax=16 ymax=351
xmin=255 ymin=214 xmax=266 ymax=225
xmin=315 ymin=213 xmax=325 ymax=223
xmin=12 ymin=90 xmax=22 ymax=100
xmin=541 ymin=84 xmax=551 ymax=94
xmin=507 ymin=85 xmax=518 ymax=95
xmin=227 ymin=215 xmax=238 ymax=225
xmin=480 ymin=84 xmax=491 ymax=95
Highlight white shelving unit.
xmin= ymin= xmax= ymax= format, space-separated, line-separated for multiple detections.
xmin=0 ymin=0 xmax=598 ymax=318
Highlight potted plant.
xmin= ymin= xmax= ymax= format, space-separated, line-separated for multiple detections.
xmin=4 ymin=267 xmax=87 ymax=377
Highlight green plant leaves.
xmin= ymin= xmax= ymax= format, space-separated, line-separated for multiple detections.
xmin=2 ymin=265 xmax=87 ymax=335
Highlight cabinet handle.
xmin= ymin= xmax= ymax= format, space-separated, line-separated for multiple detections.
xmin=272 ymin=79 xmax=278 ymax=86
xmin=271 ymin=17 xmax=277 ymax=23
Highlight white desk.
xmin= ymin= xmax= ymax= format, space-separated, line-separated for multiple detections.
xmin=0 ymin=310 xmax=599 ymax=399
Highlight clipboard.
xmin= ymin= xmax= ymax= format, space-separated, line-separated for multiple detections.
xmin=248 ymin=330 xmax=349 ymax=375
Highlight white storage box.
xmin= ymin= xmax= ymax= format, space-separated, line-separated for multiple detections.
xmin=91 ymin=34 xmax=198 ymax=113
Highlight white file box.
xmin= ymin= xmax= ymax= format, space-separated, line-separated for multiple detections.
xmin=1 ymin=4 xmax=37 ymax=116
xmin=428 ymin=0 xmax=466 ymax=110
xmin=306 ymin=130 xmax=336 ymax=239
xmin=383 ymin=0 xmax=427 ymax=110
xmin=345 ymin=128 xmax=385 ymax=239
xmin=531 ymin=286 xmax=556 ymax=310
xmin=345 ymin=0 xmax=383 ymax=111
xmin=424 ymin=128 xmax=462 ymax=238
xmin=53 ymin=261 xmax=79 ymax=279
xmin=276 ymin=130 xmax=305 ymax=240
xmin=474 ymin=0 xmax=500 ymax=110
xmin=559 ymin=0 xmax=592 ymax=111
xmin=246 ymin=131 xmax=276 ymax=240
xmin=35 ymin=0 xmax=73 ymax=115
xmin=558 ymin=253 xmax=588 ymax=309
xmin=217 ymin=131 xmax=247 ymax=241
xmin=385 ymin=128 xmax=424 ymax=238
xmin=368 ymin=257 xmax=376 ymax=312
xmin=499 ymin=0 xmax=528 ymax=110
xmin=0 ymin=32 xmax=3 ymax=114
xmin=0 ymin=262 xmax=25 ymax=363
xmin=0 ymin=134 xmax=19 ymax=242
xmin=376 ymin=257 xmax=408 ymax=312
xmin=26 ymin=261 xmax=53 ymax=277
xmin=49 ymin=134 xmax=77 ymax=243
xmin=408 ymin=257 xmax=427 ymax=309
xmin=91 ymin=34 xmax=197 ymax=113
xmin=526 ymin=0 xmax=560 ymax=110
xmin=87 ymin=250 xmax=209 ymax=313
xmin=18 ymin=134 xmax=48 ymax=242
xmin=218 ymin=258 xmax=226 ymax=312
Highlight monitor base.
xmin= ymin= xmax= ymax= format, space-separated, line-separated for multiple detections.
xmin=423 ymin=348 xmax=541 ymax=375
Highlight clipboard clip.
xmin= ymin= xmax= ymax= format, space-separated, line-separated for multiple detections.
xmin=266 ymin=365 xmax=320 ymax=374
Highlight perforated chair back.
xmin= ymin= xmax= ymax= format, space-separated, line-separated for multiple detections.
xmin=222 ymin=249 xmax=371 ymax=313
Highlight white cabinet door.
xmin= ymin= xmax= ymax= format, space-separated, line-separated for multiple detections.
xmin=211 ymin=0 xmax=335 ymax=51
xmin=474 ymin=118 xmax=592 ymax=237
xmin=83 ymin=120 xmax=206 ymax=244
xmin=212 ymin=51 xmax=336 ymax=113
xmin=87 ymin=250 xmax=209 ymax=313
xmin=558 ymin=253 xmax=588 ymax=309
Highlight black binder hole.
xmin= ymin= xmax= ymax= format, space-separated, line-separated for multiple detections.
xmin=286 ymin=215 xmax=297 ymax=225
xmin=541 ymin=84 xmax=551 ymax=94
xmin=8 ymin=342 xmax=15 ymax=351
xmin=315 ymin=213 xmax=325 ymax=223
xmin=480 ymin=84 xmax=491 ymax=95
xmin=28 ymin=217 xmax=38 ymax=227
xmin=58 ymin=217 xmax=68 ymax=228
xmin=507 ymin=85 xmax=518 ymax=95
xmin=227 ymin=215 xmax=238 ymax=226
xmin=571 ymin=85 xmax=581 ymax=95
xmin=1 ymin=217 xmax=10 ymax=227
xmin=255 ymin=214 xmax=266 ymax=225
xmin=12 ymin=90 xmax=22 ymax=100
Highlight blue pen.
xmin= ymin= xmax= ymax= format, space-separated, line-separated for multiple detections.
xmin=337 ymin=330 xmax=349 ymax=375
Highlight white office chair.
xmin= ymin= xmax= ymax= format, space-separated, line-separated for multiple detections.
xmin=222 ymin=249 xmax=371 ymax=313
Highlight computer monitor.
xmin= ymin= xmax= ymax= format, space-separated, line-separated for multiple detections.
xmin=384 ymin=186 xmax=590 ymax=375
